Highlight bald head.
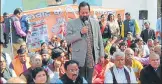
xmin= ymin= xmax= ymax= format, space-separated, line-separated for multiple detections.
xmin=125 ymin=48 xmax=134 ymax=57
xmin=125 ymin=48 xmax=134 ymax=54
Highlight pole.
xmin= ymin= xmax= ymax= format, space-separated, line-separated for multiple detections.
xmin=9 ymin=18 xmax=14 ymax=58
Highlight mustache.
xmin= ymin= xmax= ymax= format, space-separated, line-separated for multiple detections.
xmin=72 ymin=74 xmax=78 ymax=76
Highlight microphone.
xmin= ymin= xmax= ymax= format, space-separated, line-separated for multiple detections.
xmin=84 ymin=20 xmax=90 ymax=27
xmin=84 ymin=20 xmax=89 ymax=36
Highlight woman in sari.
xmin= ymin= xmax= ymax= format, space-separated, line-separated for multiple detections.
xmin=92 ymin=54 xmax=114 ymax=84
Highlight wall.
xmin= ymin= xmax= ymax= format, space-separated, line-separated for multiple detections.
xmin=102 ymin=0 xmax=157 ymax=29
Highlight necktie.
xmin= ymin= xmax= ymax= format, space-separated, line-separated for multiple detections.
xmin=86 ymin=21 xmax=94 ymax=68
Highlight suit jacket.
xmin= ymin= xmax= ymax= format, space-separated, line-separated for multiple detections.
xmin=65 ymin=18 xmax=104 ymax=67
xmin=140 ymin=29 xmax=156 ymax=43
xmin=140 ymin=65 xmax=162 ymax=84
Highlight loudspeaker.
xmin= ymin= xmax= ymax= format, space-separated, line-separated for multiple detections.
xmin=73 ymin=0 xmax=77 ymax=4
xmin=56 ymin=0 xmax=61 ymax=2
xmin=139 ymin=10 xmax=148 ymax=20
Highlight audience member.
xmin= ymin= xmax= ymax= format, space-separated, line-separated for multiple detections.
xmin=147 ymin=39 xmax=154 ymax=49
xmin=10 ymin=48 xmax=31 ymax=76
xmin=48 ymin=48 xmax=67 ymax=78
xmin=135 ymin=37 xmax=150 ymax=57
xmin=99 ymin=14 xmax=111 ymax=43
xmin=140 ymin=21 xmax=156 ymax=43
xmin=2 ymin=12 xmax=10 ymax=48
xmin=104 ymin=36 xmax=117 ymax=55
xmin=0 ymin=40 xmax=11 ymax=66
xmin=92 ymin=54 xmax=114 ymax=84
xmin=48 ymin=35 xmax=60 ymax=49
xmin=104 ymin=51 xmax=137 ymax=83
xmin=119 ymin=41 xmax=127 ymax=52
xmin=32 ymin=67 xmax=49 ymax=83
xmin=130 ymin=43 xmax=149 ymax=66
xmin=126 ymin=32 xmax=135 ymax=47
xmin=0 ymin=56 xmax=16 ymax=80
xmin=107 ymin=13 xmax=120 ymax=37
xmin=124 ymin=48 xmax=143 ymax=81
xmin=59 ymin=40 xmax=68 ymax=58
xmin=153 ymin=38 xmax=160 ymax=46
xmin=20 ymin=54 xmax=42 ymax=83
xmin=40 ymin=49 xmax=53 ymax=68
xmin=154 ymin=45 xmax=162 ymax=64
xmin=60 ymin=60 xmax=87 ymax=84
xmin=117 ymin=14 xmax=123 ymax=35
xmin=140 ymin=53 xmax=162 ymax=84
xmin=121 ymin=12 xmax=140 ymax=38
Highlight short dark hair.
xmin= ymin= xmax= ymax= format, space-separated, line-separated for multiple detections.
xmin=107 ymin=13 xmax=114 ymax=21
xmin=110 ymin=45 xmax=117 ymax=55
xmin=51 ymin=48 xmax=64 ymax=59
xmin=41 ymin=42 xmax=47 ymax=47
xmin=130 ymin=43 xmax=138 ymax=51
xmin=135 ymin=37 xmax=143 ymax=43
xmin=17 ymin=48 xmax=26 ymax=54
xmin=101 ymin=14 xmax=105 ymax=18
xmin=3 ymin=12 xmax=8 ymax=17
xmin=13 ymin=8 xmax=22 ymax=15
xmin=64 ymin=60 xmax=79 ymax=70
xmin=60 ymin=40 xmax=66 ymax=45
xmin=78 ymin=1 xmax=90 ymax=12
xmin=144 ymin=21 xmax=150 ymax=25
xmin=32 ymin=67 xmax=48 ymax=81
xmin=104 ymin=53 xmax=109 ymax=59
xmin=117 ymin=14 xmax=121 ymax=16
xmin=125 ymin=12 xmax=130 ymax=16
xmin=119 ymin=41 xmax=127 ymax=46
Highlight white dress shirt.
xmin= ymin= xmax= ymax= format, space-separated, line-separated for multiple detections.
xmin=104 ymin=65 xmax=137 ymax=83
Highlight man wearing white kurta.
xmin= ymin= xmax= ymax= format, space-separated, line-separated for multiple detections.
xmin=104 ymin=51 xmax=137 ymax=83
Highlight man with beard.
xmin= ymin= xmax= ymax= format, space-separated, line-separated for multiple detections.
xmin=40 ymin=49 xmax=53 ymax=68
xmin=65 ymin=1 xmax=104 ymax=83
xmin=60 ymin=60 xmax=87 ymax=84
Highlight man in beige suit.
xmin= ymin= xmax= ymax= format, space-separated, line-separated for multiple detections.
xmin=65 ymin=1 xmax=104 ymax=83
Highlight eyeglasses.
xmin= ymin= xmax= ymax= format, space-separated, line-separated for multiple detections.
xmin=68 ymin=69 xmax=79 ymax=73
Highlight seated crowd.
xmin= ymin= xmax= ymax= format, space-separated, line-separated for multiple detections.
xmin=0 ymin=31 xmax=161 ymax=84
